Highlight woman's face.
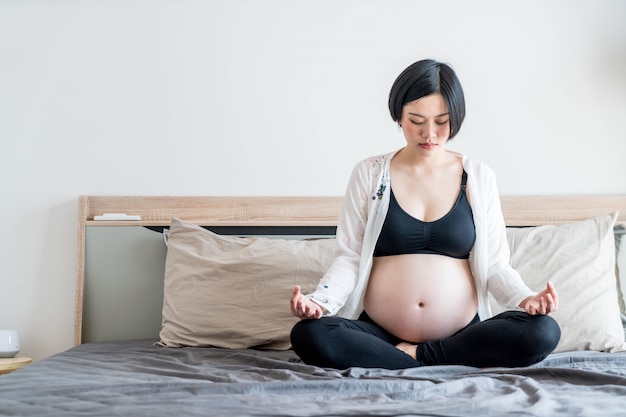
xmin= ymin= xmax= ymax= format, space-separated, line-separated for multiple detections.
xmin=399 ymin=93 xmax=450 ymax=155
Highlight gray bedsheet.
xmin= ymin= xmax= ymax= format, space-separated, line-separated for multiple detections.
xmin=1 ymin=340 xmax=625 ymax=417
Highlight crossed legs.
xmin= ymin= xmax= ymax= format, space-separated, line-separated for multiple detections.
xmin=290 ymin=311 xmax=560 ymax=370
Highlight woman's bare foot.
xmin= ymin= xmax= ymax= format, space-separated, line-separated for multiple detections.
xmin=396 ymin=342 xmax=418 ymax=360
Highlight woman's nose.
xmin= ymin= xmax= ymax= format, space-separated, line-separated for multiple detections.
xmin=422 ymin=123 xmax=437 ymax=139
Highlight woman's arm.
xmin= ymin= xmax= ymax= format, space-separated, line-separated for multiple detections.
xmin=477 ymin=162 xmax=536 ymax=309
xmin=298 ymin=160 xmax=373 ymax=316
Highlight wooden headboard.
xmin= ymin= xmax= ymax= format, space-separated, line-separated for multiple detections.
xmin=75 ymin=195 xmax=626 ymax=345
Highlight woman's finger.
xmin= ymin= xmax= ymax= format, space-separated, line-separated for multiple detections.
xmin=291 ymin=286 xmax=304 ymax=317
xmin=545 ymin=293 xmax=555 ymax=313
xmin=548 ymin=281 xmax=559 ymax=310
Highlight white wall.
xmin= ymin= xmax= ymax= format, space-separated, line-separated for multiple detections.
xmin=1 ymin=0 xmax=624 ymax=361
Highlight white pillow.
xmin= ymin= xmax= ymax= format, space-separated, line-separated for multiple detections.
xmin=492 ymin=212 xmax=625 ymax=353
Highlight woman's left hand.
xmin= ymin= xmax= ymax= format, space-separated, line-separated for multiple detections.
xmin=520 ymin=281 xmax=559 ymax=315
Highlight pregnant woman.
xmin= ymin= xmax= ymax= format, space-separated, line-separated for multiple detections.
xmin=289 ymin=59 xmax=561 ymax=369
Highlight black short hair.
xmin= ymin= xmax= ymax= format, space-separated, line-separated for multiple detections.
xmin=388 ymin=59 xmax=466 ymax=139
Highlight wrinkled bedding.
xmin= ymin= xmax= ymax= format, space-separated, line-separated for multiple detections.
xmin=1 ymin=340 xmax=626 ymax=417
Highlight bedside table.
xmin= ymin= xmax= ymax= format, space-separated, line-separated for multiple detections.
xmin=0 ymin=357 xmax=32 ymax=375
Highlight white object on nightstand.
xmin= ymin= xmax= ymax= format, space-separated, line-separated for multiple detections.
xmin=0 ymin=330 xmax=19 ymax=358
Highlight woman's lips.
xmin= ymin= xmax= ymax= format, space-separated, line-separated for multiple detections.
xmin=419 ymin=143 xmax=436 ymax=150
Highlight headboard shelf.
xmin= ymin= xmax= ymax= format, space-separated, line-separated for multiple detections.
xmin=80 ymin=195 xmax=626 ymax=228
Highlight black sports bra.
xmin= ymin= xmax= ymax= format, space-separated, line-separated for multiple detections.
xmin=373 ymin=171 xmax=476 ymax=259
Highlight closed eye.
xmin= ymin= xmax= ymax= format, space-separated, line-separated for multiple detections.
xmin=409 ymin=119 xmax=449 ymax=126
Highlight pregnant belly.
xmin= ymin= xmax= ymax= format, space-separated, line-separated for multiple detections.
xmin=363 ymin=254 xmax=478 ymax=343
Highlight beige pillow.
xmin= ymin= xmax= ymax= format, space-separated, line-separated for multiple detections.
xmin=157 ymin=217 xmax=335 ymax=350
xmin=492 ymin=212 xmax=625 ymax=353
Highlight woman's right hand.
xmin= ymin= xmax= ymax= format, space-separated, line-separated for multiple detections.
xmin=290 ymin=286 xmax=324 ymax=319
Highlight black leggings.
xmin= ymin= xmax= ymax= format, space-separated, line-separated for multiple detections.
xmin=290 ymin=311 xmax=561 ymax=369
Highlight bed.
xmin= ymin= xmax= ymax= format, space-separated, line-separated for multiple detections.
xmin=2 ymin=195 xmax=626 ymax=417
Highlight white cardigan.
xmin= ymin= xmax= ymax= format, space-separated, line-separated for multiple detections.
xmin=308 ymin=149 xmax=535 ymax=321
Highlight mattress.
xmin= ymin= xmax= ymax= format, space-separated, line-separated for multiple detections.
xmin=1 ymin=339 xmax=626 ymax=417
